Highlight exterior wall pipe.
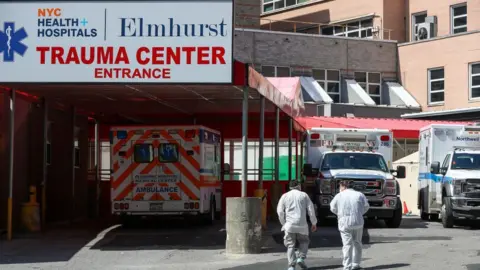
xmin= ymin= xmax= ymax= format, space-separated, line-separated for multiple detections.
xmin=300 ymin=132 xmax=304 ymax=176
xmin=295 ymin=131 xmax=299 ymax=179
xmin=71 ymin=106 xmax=76 ymax=221
xmin=288 ymin=118 xmax=292 ymax=181
xmin=258 ymin=96 xmax=265 ymax=189
xmin=95 ymin=120 xmax=100 ymax=218
xmin=7 ymin=89 xmax=15 ymax=241
xmin=275 ymin=107 xmax=280 ymax=182
xmin=41 ymin=98 xmax=48 ymax=229
xmin=241 ymin=87 xmax=249 ymax=197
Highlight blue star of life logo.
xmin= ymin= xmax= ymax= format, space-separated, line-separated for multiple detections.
xmin=0 ymin=22 xmax=28 ymax=62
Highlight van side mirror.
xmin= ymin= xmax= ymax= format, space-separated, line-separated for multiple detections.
xmin=395 ymin=165 xmax=406 ymax=179
xmin=430 ymin=161 xmax=440 ymax=174
xmin=303 ymin=164 xmax=313 ymax=176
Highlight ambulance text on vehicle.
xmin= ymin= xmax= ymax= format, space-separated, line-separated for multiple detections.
xmin=302 ymin=128 xmax=406 ymax=228
xmin=110 ymin=125 xmax=222 ymax=223
xmin=418 ymin=124 xmax=480 ymax=228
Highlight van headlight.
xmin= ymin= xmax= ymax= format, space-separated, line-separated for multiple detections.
xmin=453 ymin=180 xmax=463 ymax=195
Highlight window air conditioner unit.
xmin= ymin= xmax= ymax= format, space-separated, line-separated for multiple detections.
xmin=417 ymin=16 xmax=437 ymax=40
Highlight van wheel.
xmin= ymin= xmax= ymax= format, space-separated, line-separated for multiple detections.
xmin=316 ymin=208 xmax=328 ymax=226
xmin=213 ymin=198 xmax=221 ymax=220
xmin=441 ymin=197 xmax=454 ymax=228
xmin=203 ymin=199 xmax=215 ymax=225
xmin=385 ymin=201 xmax=402 ymax=228
xmin=420 ymin=201 xmax=429 ymax=221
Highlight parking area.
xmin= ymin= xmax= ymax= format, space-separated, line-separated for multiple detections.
xmin=2 ymin=217 xmax=480 ymax=270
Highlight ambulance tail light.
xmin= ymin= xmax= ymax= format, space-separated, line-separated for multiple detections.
xmin=380 ymin=135 xmax=390 ymax=142
xmin=184 ymin=202 xmax=201 ymax=210
xmin=310 ymin=133 xmax=320 ymax=140
xmin=384 ymin=180 xmax=397 ymax=196
xmin=114 ymin=203 xmax=129 ymax=210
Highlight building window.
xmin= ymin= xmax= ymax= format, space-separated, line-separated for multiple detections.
xmin=470 ymin=62 xmax=480 ymax=99
xmin=412 ymin=12 xmax=427 ymax=41
xmin=451 ymin=3 xmax=467 ymax=34
xmin=261 ymin=66 xmax=291 ymax=77
xmin=262 ymin=0 xmax=310 ymax=13
xmin=321 ymin=18 xmax=373 ymax=38
xmin=428 ymin=68 xmax=445 ymax=104
xmin=354 ymin=72 xmax=382 ymax=104
xmin=312 ymin=69 xmax=341 ymax=103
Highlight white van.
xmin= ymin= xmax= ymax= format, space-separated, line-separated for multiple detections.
xmin=302 ymin=128 xmax=406 ymax=228
xmin=418 ymin=124 xmax=480 ymax=228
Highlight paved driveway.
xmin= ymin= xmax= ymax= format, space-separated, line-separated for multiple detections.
xmin=1 ymin=217 xmax=480 ymax=270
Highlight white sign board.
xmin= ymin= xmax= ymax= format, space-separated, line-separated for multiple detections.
xmin=0 ymin=1 xmax=233 ymax=83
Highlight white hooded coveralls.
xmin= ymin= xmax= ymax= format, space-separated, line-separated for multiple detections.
xmin=277 ymin=189 xmax=317 ymax=267
xmin=330 ymin=189 xmax=370 ymax=270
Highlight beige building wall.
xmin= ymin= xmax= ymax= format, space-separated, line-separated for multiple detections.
xmin=261 ymin=0 xmax=407 ymax=42
xmin=398 ymin=32 xmax=480 ymax=111
xmin=408 ymin=0 xmax=480 ymax=42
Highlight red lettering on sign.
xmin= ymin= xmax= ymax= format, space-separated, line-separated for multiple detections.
xmin=36 ymin=46 xmax=130 ymax=64
xmin=134 ymin=46 xmax=226 ymax=65
xmin=94 ymin=68 xmax=171 ymax=79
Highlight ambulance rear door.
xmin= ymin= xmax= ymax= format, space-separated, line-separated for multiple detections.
xmin=131 ymin=139 xmax=182 ymax=209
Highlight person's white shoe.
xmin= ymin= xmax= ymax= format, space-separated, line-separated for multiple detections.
xmin=296 ymin=258 xmax=308 ymax=269
xmin=288 ymin=267 xmax=295 ymax=270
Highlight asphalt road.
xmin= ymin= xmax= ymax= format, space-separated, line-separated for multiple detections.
xmin=1 ymin=217 xmax=480 ymax=270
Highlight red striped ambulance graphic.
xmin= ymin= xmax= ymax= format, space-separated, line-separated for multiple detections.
xmin=110 ymin=125 xmax=222 ymax=223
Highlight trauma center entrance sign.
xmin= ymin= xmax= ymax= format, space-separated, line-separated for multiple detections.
xmin=0 ymin=1 xmax=233 ymax=83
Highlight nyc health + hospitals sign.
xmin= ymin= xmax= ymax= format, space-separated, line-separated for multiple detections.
xmin=0 ymin=1 xmax=233 ymax=83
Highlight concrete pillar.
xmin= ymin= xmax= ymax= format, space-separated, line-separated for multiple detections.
xmin=225 ymin=197 xmax=262 ymax=254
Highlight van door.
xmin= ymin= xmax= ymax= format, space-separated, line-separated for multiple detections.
xmin=131 ymin=140 xmax=158 ymax=202
xmin=157 ymin=140 xmax=183 ymax=201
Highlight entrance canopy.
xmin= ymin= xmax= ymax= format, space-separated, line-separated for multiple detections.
xmin=295 ymin=116 xmax=473 ymax=139
xmin=1 ymin=62 xmax=305 ymax=124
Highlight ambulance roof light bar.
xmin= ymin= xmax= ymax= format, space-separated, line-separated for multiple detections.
xmin=331 ymin=142 xmax=374 ymax=152
xmin=454 ymin=146 xmax=480 ymax=152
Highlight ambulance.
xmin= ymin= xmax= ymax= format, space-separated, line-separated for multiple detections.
xmin=302 ymin=128 xmax=406 ymax=228
xmin=110 ymin=125 xmax=222 ymax=224
xmin=418 ymin=124 xmax=480 ymax=228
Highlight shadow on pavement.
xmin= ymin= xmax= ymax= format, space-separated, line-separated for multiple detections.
xmin=90 ymin=217 xmax=226 ymax=251
xmin=219 ymin=258 xmax=410 ymax=270
xmin=465 ymin=264 xmax=480 ymax=270
xmin=453 ymin=220 xmax=480 ymax=230
xmin=0 ymin=219 xmax=115 ymax=265
xmin=362 ymin=263 xmax=410 ymax=269
xmin=219 ymin=258 xmax=344 ymax=270
xmin=314 ymin=216 xmax=429 ymax=229
xmin=262 ymin=217 xmax=450 ymax=254
xmin=1 ymin=217 xmax=226 ymax=264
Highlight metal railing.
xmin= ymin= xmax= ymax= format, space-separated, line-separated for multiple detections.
xmin=87 ymin=168 xmax=111 ymax=182
xmin=236 ymin=15 xmax=393 ymax=41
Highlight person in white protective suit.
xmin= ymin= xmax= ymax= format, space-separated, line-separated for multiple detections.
xmin=330 ymin=180 xmax=370 ymax=270
xmin=277 ymin=180 xmax=318 ymax=270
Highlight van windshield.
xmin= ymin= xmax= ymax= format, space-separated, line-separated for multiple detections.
xmin=451 ymin=153 xmax=480 ymax=170
xmin=321 ymin=153 xmax=389 ymax=172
